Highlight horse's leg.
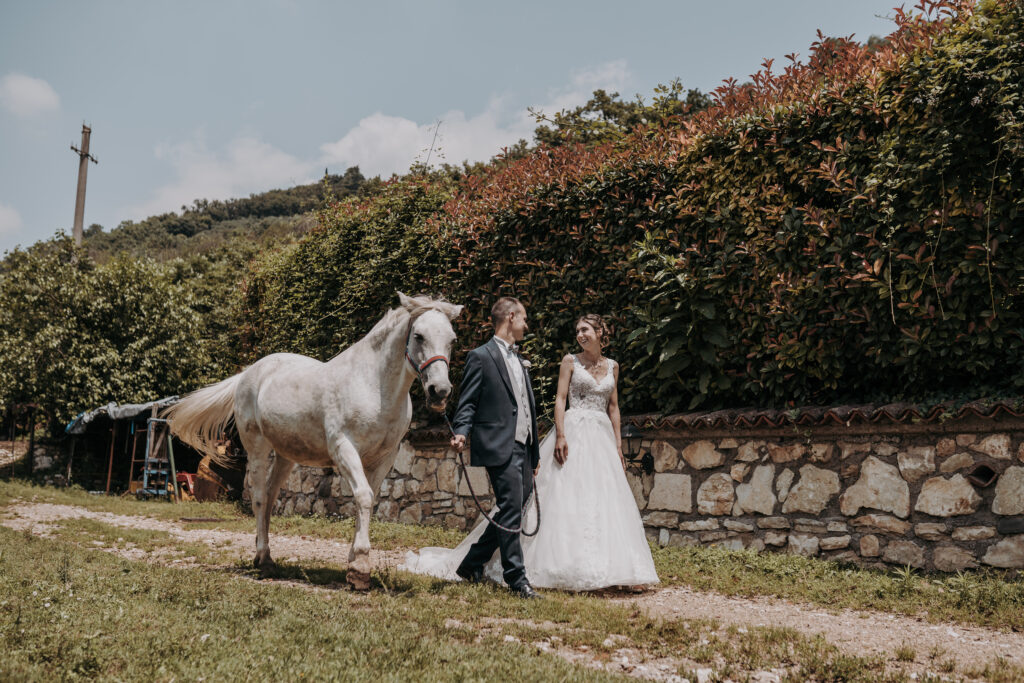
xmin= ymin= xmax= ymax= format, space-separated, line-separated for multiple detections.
xmin=330 ymin=435 xmax=374 ymax=590
xmin=245 ymin=438 xmax=277 ymax=570
xmin=261 ymin=453 xmax=295 ymax=553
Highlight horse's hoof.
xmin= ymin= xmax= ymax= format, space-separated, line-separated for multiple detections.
xmin=253 ymin=556 xmax=276 ymax=573
xmin=346 ymin=569 xmax=371 ymax=591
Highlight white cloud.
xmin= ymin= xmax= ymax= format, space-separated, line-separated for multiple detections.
xmin=321 ymin=60 xmax=632 ymax=177
xmin=123 ymin=135 xmax=316 ymax=219
xmin=126 ymin=61 xmax=632 ymax=220
xmin=0 ymin=73 xmax=60 ymax=117
xmin=0 ymin=202 xmax=23 ymax=238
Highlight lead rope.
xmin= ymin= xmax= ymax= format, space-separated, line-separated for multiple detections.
xmin=442 ymin=411 xmax=541 ymax=537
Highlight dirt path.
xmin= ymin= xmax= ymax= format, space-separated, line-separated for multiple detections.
xmin=3 ymin=500 xmax=1021 ymax=681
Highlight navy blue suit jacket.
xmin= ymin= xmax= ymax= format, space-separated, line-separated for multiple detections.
xmin=452 ymin=339 xmax=540 ymax=468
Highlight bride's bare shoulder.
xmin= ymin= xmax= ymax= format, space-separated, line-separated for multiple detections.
xmin=561 ymin=354 xmax=576 ymax=367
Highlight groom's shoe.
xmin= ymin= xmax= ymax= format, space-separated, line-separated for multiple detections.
xmin=510 ymin=583 xmax=542 ymax=600
xmin=456 ymin=565 xmax=484 ymax=584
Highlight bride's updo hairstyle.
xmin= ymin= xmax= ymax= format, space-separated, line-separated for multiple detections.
xmin=576 ymin=313 xmax=610 ymax=348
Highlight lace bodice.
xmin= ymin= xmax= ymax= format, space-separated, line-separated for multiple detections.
xmin=569 ymin=355 xmax=616 ymax=412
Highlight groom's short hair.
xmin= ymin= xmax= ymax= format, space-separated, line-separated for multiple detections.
xmin=490 ymin=297 xmax=523 ymax=327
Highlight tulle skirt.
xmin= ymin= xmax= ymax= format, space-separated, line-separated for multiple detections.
xmin=401 ymin=408 xmax=659 ymax=591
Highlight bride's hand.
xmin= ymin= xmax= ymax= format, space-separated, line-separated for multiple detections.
xmin=618 ymin=446 xmax=626 ymax=471
xmin=554 ymin=434 xmax=568 ymax=465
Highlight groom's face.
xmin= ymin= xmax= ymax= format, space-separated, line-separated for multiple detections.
xmin=508 ymin=305 xmax=528 ymax=342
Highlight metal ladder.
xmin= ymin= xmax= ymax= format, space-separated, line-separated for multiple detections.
xmin=140 ymin=418 xmax=179 ymax=501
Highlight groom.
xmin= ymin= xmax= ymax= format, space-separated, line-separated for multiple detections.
xmin=450 ymin=296 xmax=541 ymax=599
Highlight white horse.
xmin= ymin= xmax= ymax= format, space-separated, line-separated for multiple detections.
xmin=165 ymin=293 xmax=462 ymax=589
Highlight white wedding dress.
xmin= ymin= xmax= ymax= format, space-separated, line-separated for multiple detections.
xmin=401 ymin=356 xmax=659 ymax=591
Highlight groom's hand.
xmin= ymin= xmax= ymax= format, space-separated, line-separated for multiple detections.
xmin=450 ymin=434 xmax=466 ymax=452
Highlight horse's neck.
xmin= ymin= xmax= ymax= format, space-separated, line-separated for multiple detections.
xmin=334 ymin=311 xmax=417 ymax=403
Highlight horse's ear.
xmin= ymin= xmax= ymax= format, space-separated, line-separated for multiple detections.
xmin=397 ymin=291 xmax=415 ymax=311
xmin=443 ymin=303 xmax=464 ymax=321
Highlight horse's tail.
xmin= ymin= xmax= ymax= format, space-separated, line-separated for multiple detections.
xmin=163 ymin=373 xmax=242 ymax=467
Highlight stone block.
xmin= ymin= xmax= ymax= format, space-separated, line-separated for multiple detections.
xmin=914 ymin=475 xmax=982 ymax=517
xmin=839 ymin=441 xmax=871 ymax=459
xmin=667 ymin=533 xmax=700 ymax=548
xmin=852 ymin=514 xmax=911 ymax=535
xmin=643 ymin=511 xmax=680 ymax=528
xmin=757 ymin=516 xmax=790 ymax=529
xmin=651 ymin=440 xmax=680 ymax=472
xmin=735 ymin=465 xmax=776 ymax=515
xmin=697 ymin=473 xmax=735 ymax=515
xmin=765 ymin=531 xmax=788 ymax=546
xmin=717 ymin=538 xmax=746 ymax=551
xmin=940 ymin=452 xmax=974 ymax=474
xmin=827 ymin=521 xmax=849 ymax=533
xmin=993 ymin=466 xmax=1024 ymax=516
xmin=841 ymin=461 xmax=860 ymax=480
xmin=840 ymin=456 xmax=910 ymax=518
xmin=405 ymin=480 xmax=421 ymax=495
xmin=312 ymin=499 xmax=327 ymax=516
xmin=444 ymin=514 xmax=467 ymax=531
xmin=730 ymin=463 xmax=750 ymax=482
xmin=936 ymin=438 xmax=956 ymax=458
xmin=393 ymin=441 xmax=416 ymax=475
xmin=648 ymin=473 xmax=693 ymax=513
xmin=293 ymin=495 xmax=312 ymax=515
xmin=658 ymin=528 xmax=670 ymax=547
xmin=399 ymin=504 xmax=423 ymax=525
xmin=724 ymin=519 xmax=754 ymax=532
xmin=679 ymin=519 xmax=719 ymax=531
xmin=794 ymin=520 xmax=826 ymax=533
xmin=971 ymin=434 xmax=1011 ymax=460
xmin=883 ymin=540 xmax=925 ymax=568
xmin=860 ymin=534 xmax=880 ymax=557
xmin=681 ymin=441 xmax=724 ymax=469
xmin=1019 ymin=442 xmax=1024 ymax=463
xmin=810 ymin=443 xmax=834 ymax=462
xmin=997 ymin=517 xmax=1024 ymax=535
xmin=913 ymin=523 xmax=948 ymax=541
xmin=699 ymin=531 xmax=729 ymax=542
xmin=820 ymin=535 xmax=851 ymax=551
xmin=955 ymin=434 xmax=976 ymax=446
xmin=391 ymin=479 xmax=405 ymax=499
xmin=736 ymin=441 xmax=764 ymax=462
xmin=436 ymin=460 xmax=458 ymax=492
xmin=747 ymin=538 xmax=766 ymax=552
xmin=379 ymin=479 xmax=391 ymax=498
xmin=768 ymin=443 xmax=805 ymax=464
xmin=776 ymin=468 xmax=795 ymax=503
xmin=782 ymin=465 xmax=840 ymax=515
xmin=874 ymin=443 xmax=898 ymax=457
xmin=626 ymin=471 xmax=647 ymax=509
xmin=829 ymin=551 xmax=860 ymax=563
xmin=982 ymin=537 xmax=1024 ymax=569
xmin=897 ymin=446 xmax=935 ymax=483
xmin=456 ymin=466 xmax=489 ymax=497
xmin=718 ymin=438 xmax=739 ymax=449
xmin=933 ymin=545 xmax=978 ymax=572
xmin=788 ymin=533 xmax=820 ymax=556
xmin=951 ymin=526 xmax=995 ymax=541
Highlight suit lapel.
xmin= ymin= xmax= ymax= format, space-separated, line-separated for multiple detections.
xmin=486 ymin=339 xmax=516 ymax=400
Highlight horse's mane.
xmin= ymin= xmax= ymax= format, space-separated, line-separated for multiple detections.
xmin=350 ymin=295 xmax=461 ymax=354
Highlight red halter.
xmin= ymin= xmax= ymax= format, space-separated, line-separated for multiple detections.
xmin=405 ymin=324 xmax=449 ymax=375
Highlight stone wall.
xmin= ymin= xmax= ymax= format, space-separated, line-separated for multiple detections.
xmin=270 ymin=412 xmax=1024 ymax=572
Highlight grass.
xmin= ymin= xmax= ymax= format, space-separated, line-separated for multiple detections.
xmin=0 ymin=524 xmax=913 ymax=682
xmin=4 ymin=477 xmax=1024 ymax=631
xmin=651 ymin=544 xmax=1024 ymax=631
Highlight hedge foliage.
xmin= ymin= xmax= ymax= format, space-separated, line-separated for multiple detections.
xmin=239 ymin=0 xmax=1022 ymax=416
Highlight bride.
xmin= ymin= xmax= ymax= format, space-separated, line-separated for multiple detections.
xmin=402 ymin=314 xmax=659 ymax=591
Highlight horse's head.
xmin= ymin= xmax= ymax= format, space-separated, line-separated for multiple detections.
xmin=399 ymin=292 xmax=463 ymax=412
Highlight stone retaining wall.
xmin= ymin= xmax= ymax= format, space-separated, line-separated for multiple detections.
xmin=270 ymin=413 xmax=1024 ymax=571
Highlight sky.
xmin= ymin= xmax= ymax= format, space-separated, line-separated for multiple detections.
xmin=0 ymin=1 xmax=901 ymax=255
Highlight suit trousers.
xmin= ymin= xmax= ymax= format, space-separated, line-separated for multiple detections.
xmin=457 ymin=441 xmax=534 ymax=589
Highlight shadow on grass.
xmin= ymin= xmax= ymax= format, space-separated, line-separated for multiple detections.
xmin=228 ymin=560 xmax=438 ymax=595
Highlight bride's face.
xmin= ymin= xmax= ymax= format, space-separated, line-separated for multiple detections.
xmin=576 ymin=322 xmax=600 ymax=351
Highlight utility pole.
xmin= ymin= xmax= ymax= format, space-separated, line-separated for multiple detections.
xmin=70 ymin=124 xmax=98 ymax=246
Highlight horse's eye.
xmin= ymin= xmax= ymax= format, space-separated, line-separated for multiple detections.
xmin=414 ymin=334 xmax=425 ymax=343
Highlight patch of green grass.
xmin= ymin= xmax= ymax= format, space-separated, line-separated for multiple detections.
xmin=651 ymin=544 xmax=1024 ymax=631
xmin=0 ymin=526 xmax=912 ymax=682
